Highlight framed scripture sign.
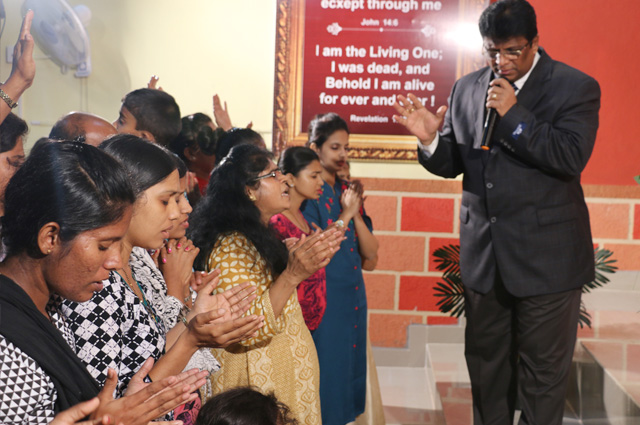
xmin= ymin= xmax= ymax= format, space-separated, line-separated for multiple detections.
xmin=273 ymin=0 xmax=489 ymax=160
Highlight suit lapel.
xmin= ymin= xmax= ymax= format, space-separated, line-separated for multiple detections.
xmin=513 ymin=48 xmax=553 ymax=113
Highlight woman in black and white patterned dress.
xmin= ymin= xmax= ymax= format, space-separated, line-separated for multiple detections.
xmin=0 ymin=141 xmax=205 ymax=425
xmin=62 ymin=136 xmax=263 ymax=403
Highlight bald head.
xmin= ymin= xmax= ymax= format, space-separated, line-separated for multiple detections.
xmin=50 ymin=112 xmax=118 ymax=146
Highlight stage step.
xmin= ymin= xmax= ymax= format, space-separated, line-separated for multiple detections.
xmin=423 ymin=341 xmax=640 ymax=425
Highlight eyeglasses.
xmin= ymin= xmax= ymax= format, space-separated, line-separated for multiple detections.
xmin=252 ymin=168 xmax=282 ymax=182
xmin=483 ymin=41 xmax=532 ymax=60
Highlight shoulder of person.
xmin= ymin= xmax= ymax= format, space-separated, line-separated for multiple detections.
xmin=269 ymin=213 xmax=292 ymax=235
xmin=212 ymin=231 xmax=256 ymax=255
xmin=460 ymin=65 xmax=490 ymax=83
xmin=300 ymin=197 xmax=320 ymax=211
xmin=131 ymin=246 xmax=154 ymax=263
xmin=540 ymin=49 xmax=599 ymax=88
xmin=553 ymin=61 xmax=599 ymax=88
xmin=269 ymin=213 xmax=286 ymax=226
xmin=448 ymin=66 xmax=492 ymax=100
xmin=62 ymin=273 xmax=123 ymax=318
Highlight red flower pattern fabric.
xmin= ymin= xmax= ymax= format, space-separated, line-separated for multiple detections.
xmin=269 ymin=213 xmax=327 ymax=331
xmin=173 ymin=393 xmax=201 ymax=425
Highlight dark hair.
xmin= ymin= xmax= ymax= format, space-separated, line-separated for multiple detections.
xmin=479 ymin=0 xmax=537 ymax=43
xmin=195 ymin=387 xmax=298 ymax=425
xmin=189 ymin=144 xmax=288 ymax=273
xmin=122 ymin=88 xmax=182 ymax=147
xmin=1 ymin=141 xmax=135 ymax=258
xmin=279 ymin=146 xmax=319 ymax=176
xmin=99 ymin=134 xmax=177 ymax=198
xmin=31 ymin=137 xmax=52 ymax=152
xmin=0 ymin=113 xmax=28 ymax=153
xmin=172 ymin=153 xmax=188 ymax=178
xmin=215 ymin=128 xmax=265 ymax=165
xmin=170 ymin=113 xmax=224 ymax=162
xmin=306 ymin=112 xmax=349 ymax=149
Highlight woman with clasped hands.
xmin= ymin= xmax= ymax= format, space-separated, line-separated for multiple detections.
xmin=0 ymin=141 xmax=207 ymax=425
xmin=189 ymin=144 xmax=342 ymax=425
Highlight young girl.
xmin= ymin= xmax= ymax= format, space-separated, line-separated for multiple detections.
xmin=270 ymin=146 xmax=327 ymax=331
xmin=301 ymin=113 xmax=382 ymax=425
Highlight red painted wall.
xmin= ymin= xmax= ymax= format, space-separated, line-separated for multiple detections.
xmin=532 ymin=1 xmax=640 ymax=186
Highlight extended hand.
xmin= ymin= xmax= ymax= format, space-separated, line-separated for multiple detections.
xmin=10 ymin=10 xmax=35 ymax=90
xmin=147 ymin=75 xmax=164 ymax=91
xmin=159 ymin=237 xmax=199 ymax=299
xmin=340 ymin=185 xmax=362 ymax=220
xmin=190 ymin=269 xmax=220 ymax=293
xmin=49 ymin=398 xmax=110 ymax=425
xmin=188 ymin=278 xmax=262 ymax=347
xmin=213 ymin=94 xmax=233 ymax=131
xmin=393 ymin=94 xmax=447 ymax=146
xmin=193 ymin=270 xmax=235 ymax=319
xmin=284 ymin=231 xmax=339 ymax=283
xmin=187 ymin=307 xmax=264 ymax=348
xmin=93 ymin=363 xmax=206 ymax=425
xmin=186 ymin=171 xmax=198 ymax=193
xmin=215 ymin=281 xmax=259 ymax=320
xmin=348 ymin=180 xmax=364 ymax=198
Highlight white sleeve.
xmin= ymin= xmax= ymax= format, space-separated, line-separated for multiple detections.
xmin=417 ymin=133 xmax=439 ymax=157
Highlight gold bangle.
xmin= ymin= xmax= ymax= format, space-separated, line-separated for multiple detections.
xmin=0 ymin=88 xmax=18 ymax=109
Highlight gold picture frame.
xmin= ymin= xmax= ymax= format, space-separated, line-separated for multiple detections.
xmin=273 ymin=0 xmax=488 ymax=161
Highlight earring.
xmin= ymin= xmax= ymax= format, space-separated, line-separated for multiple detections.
xmin=46 ymin=249 xmax=52 ymax=254
xmin=249 ymin=194 xmax=257 ymax=201
xmin=287 ymin=182 xmax=295 ymax=188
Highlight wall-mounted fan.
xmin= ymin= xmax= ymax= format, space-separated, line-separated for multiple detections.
xmin=21 ymin=0 xmax=91 ymax=77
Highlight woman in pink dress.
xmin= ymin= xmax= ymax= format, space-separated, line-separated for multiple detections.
xmin=269 ymin=147 xmax=327 ymax=331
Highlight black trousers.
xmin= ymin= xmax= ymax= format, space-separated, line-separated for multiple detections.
xmin=463 ymin=274 xmax=582 ymax=425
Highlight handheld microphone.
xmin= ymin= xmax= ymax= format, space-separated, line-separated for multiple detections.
xmin=480 ymin=75 xmax=501 ymax=151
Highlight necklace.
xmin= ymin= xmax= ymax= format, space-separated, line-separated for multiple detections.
xmin=284 ymin=209 xmax=310 ymax=234
xmin=116 ymin=268 xmax=162 ymax=326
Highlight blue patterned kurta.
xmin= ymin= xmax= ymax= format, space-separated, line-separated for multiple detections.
xmin=302 ymin=178 xmax=372 ymax=425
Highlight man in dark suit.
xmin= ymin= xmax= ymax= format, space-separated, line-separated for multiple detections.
xmin=393 ymin=0 xmax=600 ymax=424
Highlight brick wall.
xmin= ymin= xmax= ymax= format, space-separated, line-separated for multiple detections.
xmin=362 ymin=178 xmax=640 ymax=348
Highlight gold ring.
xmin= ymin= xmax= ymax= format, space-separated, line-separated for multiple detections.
xmin=406 ymin=107 xmax=416 ymax=114
xmin=491 ymin=93 xmax=497 ymax=100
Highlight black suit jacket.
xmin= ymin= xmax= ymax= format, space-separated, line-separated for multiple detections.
xmin=419 ymin=49 xmax=601 ymax=297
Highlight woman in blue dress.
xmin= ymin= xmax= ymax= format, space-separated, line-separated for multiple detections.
xmin=302 ymin=113 xmax=381 ymax=425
